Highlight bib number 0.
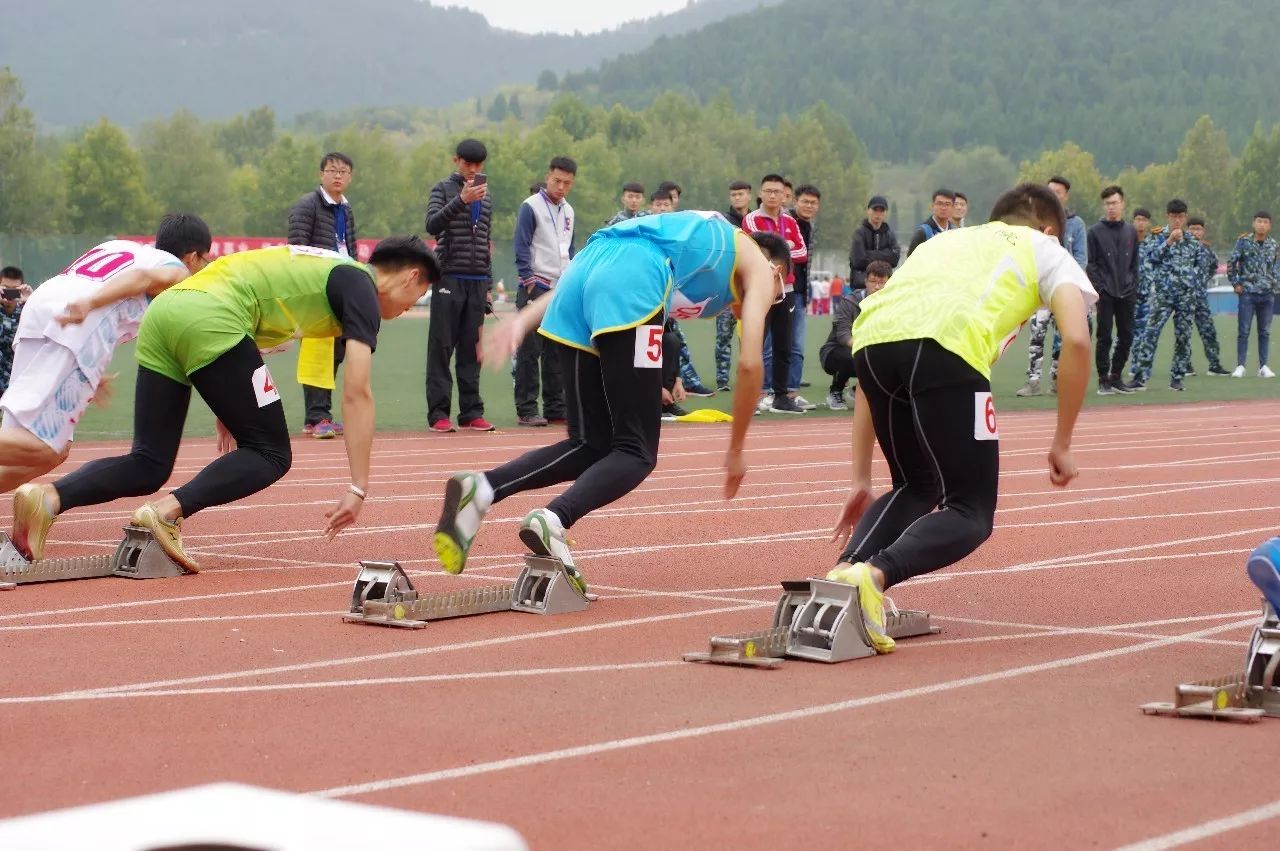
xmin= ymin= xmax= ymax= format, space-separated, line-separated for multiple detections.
xmin=974 ymin=391 xmax=999 ymax=441
xmin=634 ymin=325 xmax=663 ymax=369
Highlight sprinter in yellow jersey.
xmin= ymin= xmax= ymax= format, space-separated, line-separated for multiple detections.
xmin=827 ymin=184 xmax=1097 ymax=653
xmin=13 ymin=238 xmax=440 ymax=571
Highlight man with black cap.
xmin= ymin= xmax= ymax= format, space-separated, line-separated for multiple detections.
xmin=425 ymin=138 xmax=495 ymax=433
xmin=848 ymin=195 xmax=901 ymax=294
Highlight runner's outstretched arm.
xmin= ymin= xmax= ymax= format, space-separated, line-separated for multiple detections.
xmin=723 ymin=237 xmax=779 ymax=498
xmin=1048 ymin=283 xmax=1089 ymax=486
xmin=325 ymin=339 xmax=373 ymax=538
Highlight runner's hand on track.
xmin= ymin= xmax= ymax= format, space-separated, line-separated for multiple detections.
xmin=722 ymin=448 xmax=747 ymax=498
xmin=215 ymin=419 xmax=236 ymax=455
xmin=324 ymin=492 xmax=364 ymax=540
xmin=1048 ymin=444 xmax=1077 ymax=487
xmin=831 ymin=481 xmax=873 ymax=549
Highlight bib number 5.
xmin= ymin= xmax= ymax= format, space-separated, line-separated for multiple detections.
xmin=633 ymin=325 xmax=663 ymax=369
xmin=974 ymin=391 xmax=999 ymax=441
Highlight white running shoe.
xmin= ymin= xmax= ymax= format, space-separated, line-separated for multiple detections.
xmin=433 ymin=472 xmax=494 ymax=575
xmin=793 ymin=394 xmax=818 ymax=411
xmin=1260 ymin=365 xmax=1276 ymax=378
xmin=1232 ymin=365 xmax=1246 ymax=378
xmin=756 ymin=393 xmax=774 ymax=414
xmin=520 ymin=508 xmax=587 ymax=595
xmin=826 ymin=392 xmax=849 ymax=411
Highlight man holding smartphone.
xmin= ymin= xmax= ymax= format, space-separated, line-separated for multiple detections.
xmin=425 ymin=139 xmax=495 ymax=433
xmin=0 ymin=267 xmax=31 ymax=396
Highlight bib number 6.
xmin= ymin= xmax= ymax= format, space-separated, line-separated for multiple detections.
xmin=633 ymin=325 xmax=663 ymax=369
xmin=973 ymin=391 xmax=999 ymax=441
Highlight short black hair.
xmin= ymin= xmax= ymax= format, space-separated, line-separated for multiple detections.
xmin=369 ymin=235 xmax=441 ymax=284
xmin=650 ymin=189 xmax=671 ymax=203
xmin=1187 ymin=216 xmax=1206 ymax=228
xmin=729 ymin=180 xmax=751 ymax=191
xmin=931 ymin=188 xmax=956 ymax=202
xmin=865 ymin=260 xmax=893 ymax=280
xmin=0 ymin=266 xmax=23 ymax=282
xmin=1254 ymin=211 xmax=1272 ymax=221
xmin=658 ymin=181 xmax=682 ymax=197
xmin=1133 ymin=208 xmax=1152 ymax=219
xmin=795 ymin=184 xmax=821 ymax=200
xmin=1166 ymin=198 xmax=1188 ymax=215
xmin=455 ymin=138 xmax=487 ymax=163
xmin=549 ymin=156 xmax=577 ymax=175
xmin=622 ymin=181 xmax=644 ymax=194
xmin=530 ymin=180 xmax=546 ymax=195
xmin=154 ymin=213 xmax=212 ymax=259
xmin=760 ymin=173 xmax=786 ymax=186
xmin=989 ymin=183 xmax=1067 ymax=238
xmin=1047 ymin=175 xmax=1071 ymax=191
xmin=782 ymin=178 xmax=793 ymax=190
xmin=321 ymin=151 xmax=353 ymax=171
xmin=750 ymin=231 xmax=791 ymax=275
xmin=953 ymin=191 xmax=968 ymax=202
xmin=1100 ymin=184 xmax=1124 ymax=200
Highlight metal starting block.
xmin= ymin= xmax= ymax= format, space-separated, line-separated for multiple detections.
xmin=343 ymin=555 xmax=593 ymax=629
xmin=1141 ymin=602 xmax=1280 ymax=723
xmin=0 ymin=526 xmax=186 ymax=590
xmin=683 ymin=578 xmax=940 ymax=667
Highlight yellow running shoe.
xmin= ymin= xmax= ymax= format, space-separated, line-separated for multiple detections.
xmin=130 ymin=504 xmax=200 ymax=573
xmin=825 ymin=562 xmax=896 ymax=654
xmin=12 ymin=484 xmax=55 ymax=561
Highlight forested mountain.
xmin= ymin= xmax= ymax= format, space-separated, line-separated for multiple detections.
xmin=562 ymin=0 xmax=1275 ymax=171
xmin=3 ymin=0 xmax=781 ymax=127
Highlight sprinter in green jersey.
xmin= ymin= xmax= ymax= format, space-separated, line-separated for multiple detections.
xmin=13 ymin=238 xmax=440 ymax=570
xmin=826 ymin=184 xmax=1097 ymax=654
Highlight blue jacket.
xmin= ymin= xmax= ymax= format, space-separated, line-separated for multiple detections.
xmin=1064 ymin=213 xmax=1087 ymax=268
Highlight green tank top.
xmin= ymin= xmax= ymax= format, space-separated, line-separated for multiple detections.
xmin=851 ymin=223 xmax=1044 ymax=378
xmin=174 ymin=245 xmax=368 ymax=350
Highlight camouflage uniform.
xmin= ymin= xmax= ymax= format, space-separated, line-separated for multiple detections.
xmin=0 ymin=303 xmax=22 ymax=395
xmin=714 ymin=307 xmax=735 ymax=389
xmin=1129 ymin=227 xmax=1215 ymax=383
xmin=1190 ymin=243 xmax=1224 ymax=372
xmin=1227 ymin=231 xmax=1280 ymax=369
xmin=1131 ymin=232 xmax=1158 ymax=342
xmin=671 ymin=320 xmax=705 ymax=389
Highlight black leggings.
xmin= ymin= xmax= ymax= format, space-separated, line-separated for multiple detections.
xmin=484 ymin=329 xmax=663 ymax=528
xmin=839 ymin=339 xmax=999 ymax=588
xmin=766 ymin=293 xmax=795 ymax=395
xmin=55 ymin=337 xmax=293 ymax=517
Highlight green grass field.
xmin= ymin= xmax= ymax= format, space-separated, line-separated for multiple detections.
xmin=73 ymin=310 xmax=1275 ymax=440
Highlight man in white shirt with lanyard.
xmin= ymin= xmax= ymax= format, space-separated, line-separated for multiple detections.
xmin=512 ymin=156 xmax=577 ymax=427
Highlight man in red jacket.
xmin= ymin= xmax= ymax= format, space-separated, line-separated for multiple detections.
xmin=743 ymin=174 xmax=808 ymax=415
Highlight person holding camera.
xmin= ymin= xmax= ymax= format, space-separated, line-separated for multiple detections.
xmin=425 ymin=139 xmax=495 ymax=433
xmin=0 ymin=267 xmax=30 ymax=396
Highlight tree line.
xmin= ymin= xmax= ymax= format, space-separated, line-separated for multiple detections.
xmin=3 ymin=68 xmax=1279 ymax=257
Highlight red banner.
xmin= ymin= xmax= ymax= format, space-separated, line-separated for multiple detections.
xmin=119 ymin=236 xmax=386 ymax=262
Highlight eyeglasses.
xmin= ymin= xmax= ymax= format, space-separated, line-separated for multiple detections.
xmin=323 ymin=168 xmax=352 ymax=176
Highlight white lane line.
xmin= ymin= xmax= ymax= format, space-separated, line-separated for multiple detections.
xmin=42 ymin=603 xmax=764 ymax=697
xmin=310 ymin=616 xmax=1258 ymax=799
xmin=1112 ymin=799 xmax=1280 ymax=851
xmin=0 ymin=611 xmax=337 ymax=632
xmin=0 ymin=661 xmax=684 ymax=704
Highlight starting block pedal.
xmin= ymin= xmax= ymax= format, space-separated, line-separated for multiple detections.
xmin=0 ymin=526 xmax=186 ymax=590
xmin=683 ymin=578 xmax=940 ymax=667
xmin=343 ymin=554 xmax=592 ymax=629
xmin=1141 ymin=602 xmax=1280 ymax=722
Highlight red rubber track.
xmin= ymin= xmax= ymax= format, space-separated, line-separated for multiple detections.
xmin=1 ymin=400 xmax=1278 ymax=848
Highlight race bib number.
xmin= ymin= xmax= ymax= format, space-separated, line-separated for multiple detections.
xmin=253 ymin=364 xmax=281 ymax=407
xmin=974 ymin=391 xmax=999 ymax=441
xmin=288 ymin=245 xmax=342 ymax=260
xmin=634 ymin=325 xmax=663 ymax=369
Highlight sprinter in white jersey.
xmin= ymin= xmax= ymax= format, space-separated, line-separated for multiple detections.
xmin=0 ymin=216 xmax=210 ymax=526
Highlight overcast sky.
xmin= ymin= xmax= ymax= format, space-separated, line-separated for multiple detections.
xmin=442 ymin=0 xmax=693 ymax=34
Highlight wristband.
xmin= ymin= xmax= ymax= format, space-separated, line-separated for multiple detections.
xmin=349 ymin=484 xmax=367 ymax=500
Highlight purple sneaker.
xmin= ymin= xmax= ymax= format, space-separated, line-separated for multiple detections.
xmin=313 ymin=419 xmax=337 ymax=439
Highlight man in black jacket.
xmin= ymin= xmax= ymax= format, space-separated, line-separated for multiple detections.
xmin=424 ymin=138 xmax=494 ymax=432
xmin=288 ymin=151 xmax=357 ymax=439
xmin=1087 ymin=185 xmax=1139 ymax=395
xmin=849 ymin=195 xmax=901 ymax=290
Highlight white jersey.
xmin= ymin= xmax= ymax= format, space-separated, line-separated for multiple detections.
xmin=18 ymin=240 xmax=184 ymax=378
